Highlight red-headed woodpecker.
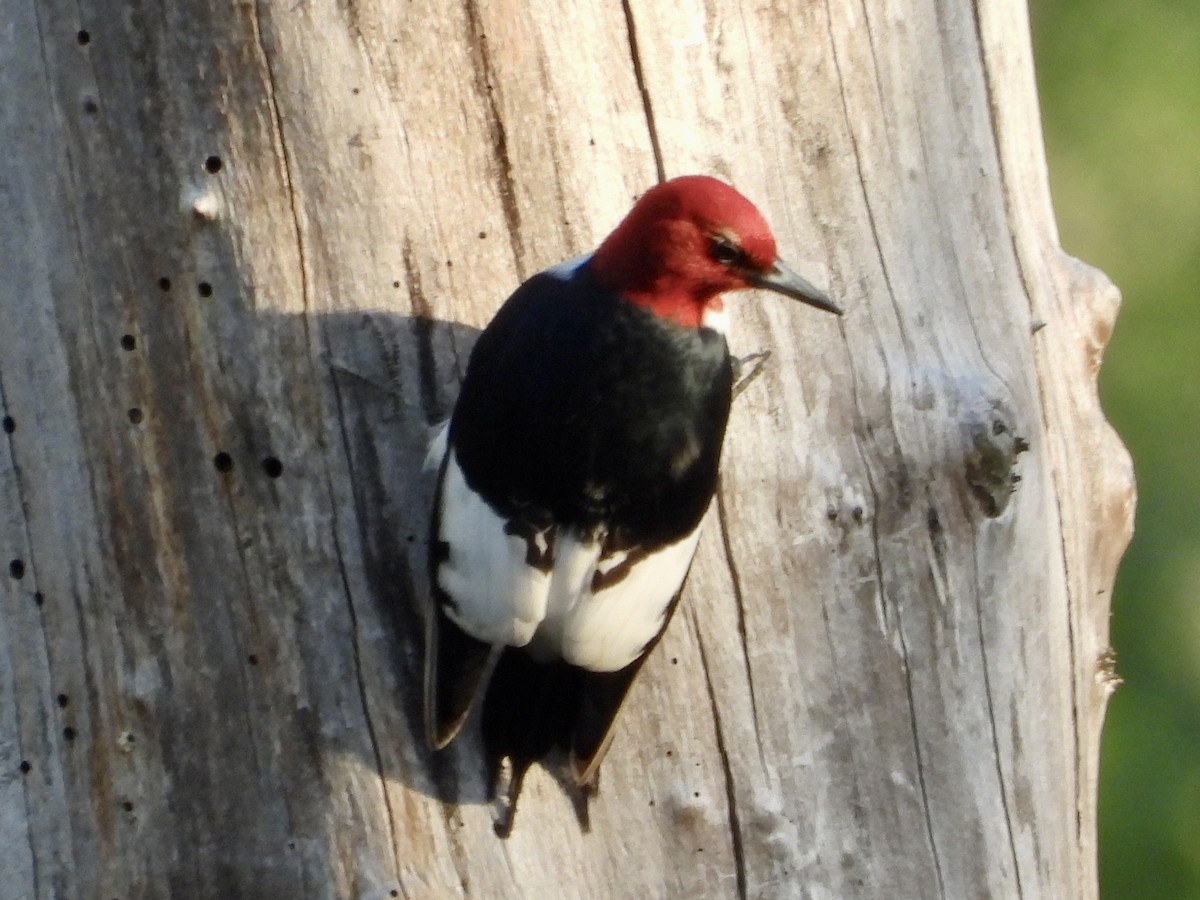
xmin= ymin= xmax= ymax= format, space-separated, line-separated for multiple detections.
xmin=425 ymin=175 xmax=841 ymax=834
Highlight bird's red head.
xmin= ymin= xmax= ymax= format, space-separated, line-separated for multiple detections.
xmin=589 ymin=175 xmax=840 ymax=329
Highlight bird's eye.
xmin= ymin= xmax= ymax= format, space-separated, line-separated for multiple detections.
xmin=709 ymin=236 xmax=743 ymax=266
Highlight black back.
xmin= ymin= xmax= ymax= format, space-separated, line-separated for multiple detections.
xmin=450 ymin=263 xmax=734 ymax=548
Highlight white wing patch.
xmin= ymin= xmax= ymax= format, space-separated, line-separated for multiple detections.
xmin=434 ymin=434 xmax=707 ymax=673
xmin=435 ymin=448 xmax=552 ymax=646
xmin=552 ymin=526 xmax=703 ymax=671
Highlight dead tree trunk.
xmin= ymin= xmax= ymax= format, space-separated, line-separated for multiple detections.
xmin=0 ymin=0 xmax=1133 ymax=896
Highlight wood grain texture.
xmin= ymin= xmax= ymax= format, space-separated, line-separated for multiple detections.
xmin=0 ymin=0 xmax=1132 ymax=897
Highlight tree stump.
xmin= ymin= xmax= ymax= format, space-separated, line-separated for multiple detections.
xmin=0 ymin=0 xmax=1133 ymax=896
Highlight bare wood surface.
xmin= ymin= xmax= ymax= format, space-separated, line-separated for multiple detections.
xmin=0 ymin=0 xmax=1133 ymax=897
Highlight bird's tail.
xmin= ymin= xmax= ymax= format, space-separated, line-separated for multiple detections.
xmin=482 ymin=650 xmax=580 ymax=835
xmin=481 ymin=649 xmax=642 ymax=835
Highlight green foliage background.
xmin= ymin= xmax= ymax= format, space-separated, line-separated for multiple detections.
xmin=1032 ymin=2 xmax=1200 ymax=897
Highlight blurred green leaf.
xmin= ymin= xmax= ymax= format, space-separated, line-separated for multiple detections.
xmin=1032 ymin=2 xmax=1200 ymax=898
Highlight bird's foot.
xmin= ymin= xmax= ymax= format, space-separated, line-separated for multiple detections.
xmin=732 ymin=350 xmax=772 ymax=398
xmin=490 ymin=756 xmax=528 ymax=838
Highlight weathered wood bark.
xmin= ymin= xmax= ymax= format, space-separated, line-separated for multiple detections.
xmin=0 ymin=0 xmax=1133 ymax=896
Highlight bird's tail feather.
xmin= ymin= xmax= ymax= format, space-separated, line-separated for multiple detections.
xmin=481 ymin=650 xmax=582 ymax=778
xmin=569 ymin=661 xmax=643 ymax=787
xmin=425 ymin=606 xmax=493 ymax=749
xmin=479 ymin=649 xmax=643 ymax=834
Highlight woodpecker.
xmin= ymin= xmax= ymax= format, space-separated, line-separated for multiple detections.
xmin=425 ymin=175 xmax=841 ymax=833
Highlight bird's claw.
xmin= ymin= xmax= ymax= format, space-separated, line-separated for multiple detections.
xmin=732 ymin=350 xmax=772 ymax=398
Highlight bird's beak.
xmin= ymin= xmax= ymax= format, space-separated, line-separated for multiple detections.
xmin=747 ymin=261 xmax=843 ymax=315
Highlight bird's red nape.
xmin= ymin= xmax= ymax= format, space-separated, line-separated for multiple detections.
xmin=589 ymin=175 xmax=781 ymax=329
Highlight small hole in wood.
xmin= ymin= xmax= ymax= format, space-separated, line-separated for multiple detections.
xmin=197 ymin=282 xmax=213 ymax=297
xmin=57 ymin=693 xmax=69 ymax=708
xmin=158 ymin=277 xmax=171 ymax=292
xmin=63 ymin=726 xmax=77 ymax=741
xmin=122 ymin=800 xmax=134 ymax=812
xmin=128 ymin=408 xmax=143 ymax=425
xmin=34 ymin=592 xmax=44 ymax=606
xmin=19 ymin=761 xmax=31 ymax=774
xmin=77 ymin=30 xmax=90 ymax=45
xmin=82 ymin=98 xmax=98 ymax=115
xmin=9 ymin=559 xmax=25 ymax=579
xmin=261 ymin=457 xmax=283 ymax=478
xmin=392 ymin=280 xmax=400 ymax=288
xmin=213 ymin=452 xmax=234 ymax=473
xmin=2 ymin=416 xmax=14 ymax=433
xmin=204 ymin=155 xmax=222 ymax=174
xmin=120 ymin=334 xmax=136 ymax=351
xmin=247 ymin=654 xmax=259 ymax=666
